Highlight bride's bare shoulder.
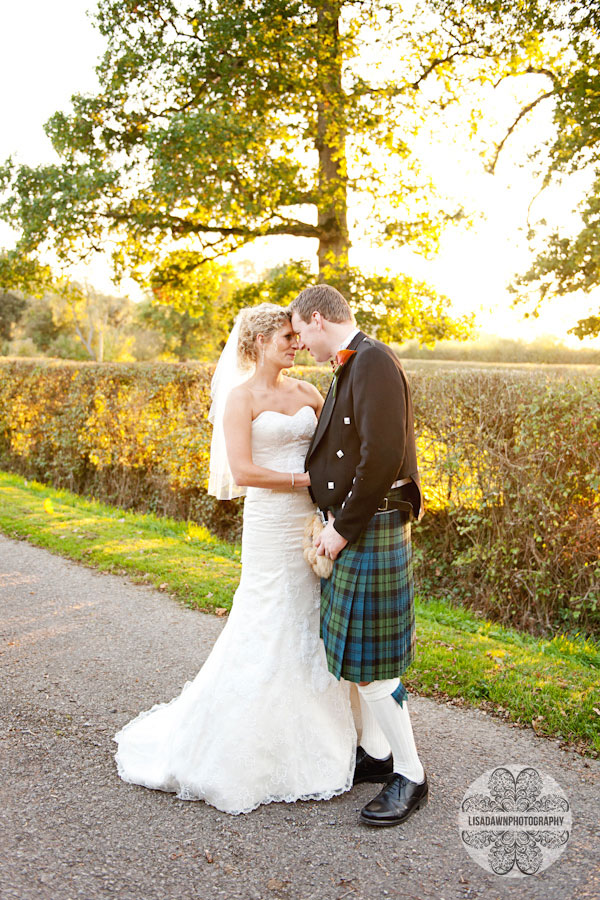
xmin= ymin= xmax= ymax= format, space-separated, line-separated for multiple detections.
xmin=285 ymin=376 xmax=323 ymax=411
xmin=228 ymin=382 xmax=252 ymax=400
xmin=225 ymin=383 xmax=254 ymax=415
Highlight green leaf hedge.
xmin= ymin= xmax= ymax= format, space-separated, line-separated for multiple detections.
xmin=0 ymin=358 xmax=598 ymax=638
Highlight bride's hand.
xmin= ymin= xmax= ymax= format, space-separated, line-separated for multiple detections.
xmin=294 ymin=472 xmax=311 ymax=488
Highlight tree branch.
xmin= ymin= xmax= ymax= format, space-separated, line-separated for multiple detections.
xmin=349 ymin=40 xmax=490 ymax=101
xmin=411 ymin=48 xmax=471 ymax=89
xmin=492 ymin=66 xmax=560 ymax=90
xmin=488 ymin=89 xmax=556 ymax=174
xmin=68 ymin=298 xmax=95 ymax=359
xmin=524 ymin=66 xmax=561 ymax=86
xmin=106 ymin=210 xmax=321 ymax=240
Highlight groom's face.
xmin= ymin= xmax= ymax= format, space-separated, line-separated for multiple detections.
xmin=291 ymin=311 xmax=332 ymax=363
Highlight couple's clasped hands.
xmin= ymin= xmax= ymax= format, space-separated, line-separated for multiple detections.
xmin=314 ymin=511 xmax=348 ymax=561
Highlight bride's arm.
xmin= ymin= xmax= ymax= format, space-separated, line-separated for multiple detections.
xmin=223 ymin=389 xmax=310 ymax=490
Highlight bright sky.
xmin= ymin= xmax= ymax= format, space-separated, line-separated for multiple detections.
xmin=1 ymin=0 xmax=599 ymax=347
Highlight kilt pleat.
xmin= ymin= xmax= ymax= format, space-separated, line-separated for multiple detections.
xmin=320 ymin=510 xmax=415 ymax=684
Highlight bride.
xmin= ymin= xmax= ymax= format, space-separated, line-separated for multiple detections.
xmin=114 ymin=304 xmax=356 ymax=814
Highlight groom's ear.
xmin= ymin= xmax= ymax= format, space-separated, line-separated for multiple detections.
xmin=312 ymin=310 xmax=323 ymax=329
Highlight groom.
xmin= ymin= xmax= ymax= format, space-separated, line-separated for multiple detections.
xmin=290 ymin=284 xmax=428 ymax=827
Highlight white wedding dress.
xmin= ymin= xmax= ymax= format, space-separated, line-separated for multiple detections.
xmin=114 ymin=405 xmax=356 ymax=814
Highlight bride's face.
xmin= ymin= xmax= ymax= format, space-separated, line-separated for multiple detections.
xmin=263 ymin=322 xmax=299 ymax=367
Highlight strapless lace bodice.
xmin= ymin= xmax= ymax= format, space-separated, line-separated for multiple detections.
xmin=246 ymin=405 xmax=317 ymax=502
xmin=250 ymin=405 xmax=316 ymax=470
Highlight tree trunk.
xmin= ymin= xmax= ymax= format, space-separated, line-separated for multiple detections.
xmin=315 ymin=0 xmax=349 ymax=290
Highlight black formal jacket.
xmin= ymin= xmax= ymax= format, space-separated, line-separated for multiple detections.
xmin=305 ymin=331 xmax=423 ymax=544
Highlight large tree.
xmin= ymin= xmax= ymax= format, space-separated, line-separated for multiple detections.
xmin=0 ymin=0 xmax=541 ymax=338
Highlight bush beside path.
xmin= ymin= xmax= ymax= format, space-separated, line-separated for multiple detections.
xmin=1 ymin=533 xmax=599 ymax=900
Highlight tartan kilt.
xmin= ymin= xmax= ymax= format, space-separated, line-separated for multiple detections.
xmin=320 ymin=509 xmax=415 ymax=686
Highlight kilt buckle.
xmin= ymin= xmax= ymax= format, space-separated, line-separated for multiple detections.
xmin=377 ymin=497 xmax=389 ymax=512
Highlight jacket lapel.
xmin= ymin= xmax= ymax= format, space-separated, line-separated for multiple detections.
xmin=306 ymin=331 xmax=364 ymax=463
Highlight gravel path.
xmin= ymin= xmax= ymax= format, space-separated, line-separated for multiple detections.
xmin=1 ymin=534 xmax=598 ymax=900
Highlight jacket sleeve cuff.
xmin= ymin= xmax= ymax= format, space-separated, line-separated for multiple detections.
xmin=332 ymin=516 xmax=363 ymax=545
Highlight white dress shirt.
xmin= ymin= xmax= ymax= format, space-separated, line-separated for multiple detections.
xmin=337 ymin=327 xmax=360 ymax=353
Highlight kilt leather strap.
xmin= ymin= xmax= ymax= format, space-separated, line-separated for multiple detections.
xmin=327 ymin=497 xmax=413 ymax=519
xmin=377 ymin=497 xmax=411 ymax=513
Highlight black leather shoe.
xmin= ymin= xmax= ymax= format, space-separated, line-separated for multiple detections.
xmin=360 ymin=772 xmax=428 ymax=826
xmin=353 ymin=746 xmax=394 ymax=784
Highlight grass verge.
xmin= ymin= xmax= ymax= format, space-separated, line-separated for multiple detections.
xmin=1 ymin=470 xmax=598 ymax=757
xmin=0 ymin=470 xmax=240 ymax=613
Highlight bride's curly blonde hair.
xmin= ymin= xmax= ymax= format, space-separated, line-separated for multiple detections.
xmin=237 ymin=303 xmax=291 ymax=364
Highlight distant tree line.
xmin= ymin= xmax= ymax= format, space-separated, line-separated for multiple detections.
xmin=396 ymin=336 xmax=600 ymax=367
xmin=0 ymin=255 xmax=475 ymax=362
xmin=2 ymin=276 xmax=597 ymax=366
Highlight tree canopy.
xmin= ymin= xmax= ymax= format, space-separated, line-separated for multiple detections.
xmin=12 ymin=1 xmax=597 ymax=343
xmin=1 ymin=0 xmax=549 ymax=342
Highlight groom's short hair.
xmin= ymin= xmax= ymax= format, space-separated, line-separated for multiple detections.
xmin=290 ymin=284 xmax=354 ymax=324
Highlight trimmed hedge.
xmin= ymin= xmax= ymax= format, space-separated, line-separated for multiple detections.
xmin=410 ymin=369 xmax=600 ymax=637
xmin=0 ymin=358 xmax=598 ymax=638
xmin=0 ymin=359 xmax=241 ymax=541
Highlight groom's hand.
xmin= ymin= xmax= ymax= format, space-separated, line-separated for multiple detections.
xmin=315 ymin=511 xmax=348 ymax=561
